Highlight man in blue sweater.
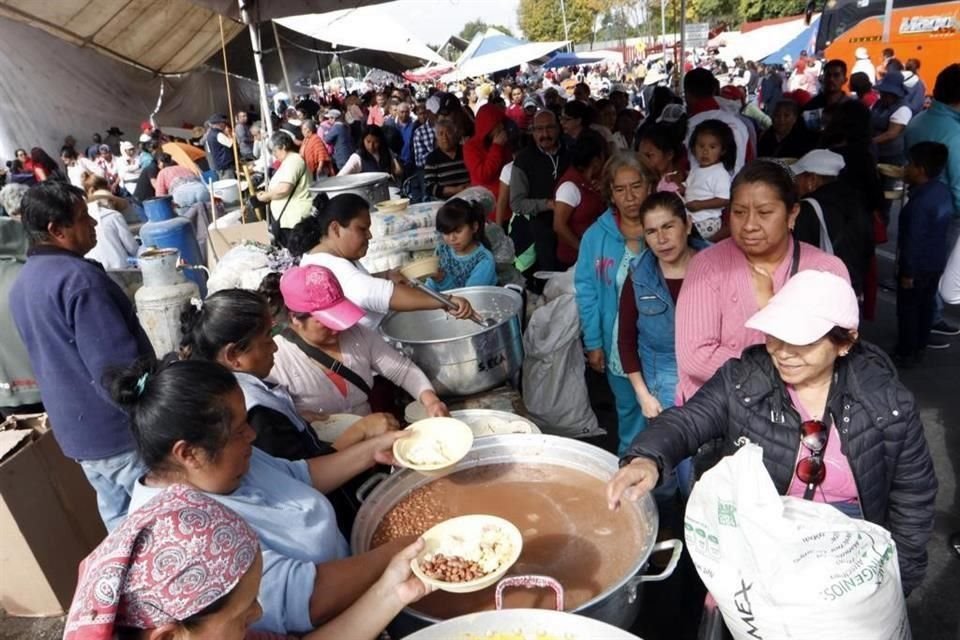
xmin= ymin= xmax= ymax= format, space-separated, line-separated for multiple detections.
xmin=895 ymin=142 xmax=954 ymax=367
xmin=10 ymin=182 xmax=154 ymax=530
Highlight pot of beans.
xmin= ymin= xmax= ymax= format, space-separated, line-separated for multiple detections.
xmin=379 ymin=285 xmax=524 ymax=397
xmin=351 ymin=434 xmax=682 ymax=637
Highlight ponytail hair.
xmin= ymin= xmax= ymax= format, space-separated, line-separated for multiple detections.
xmin=179 ymin=289 xmax=271 ymax=361
xmin=287 ymin=192 xmax=370 ymax=257
xmin=108 ymin=357 xmax=239 ymax=474
xmin=435 ymin=197 xmax=490 ymax=249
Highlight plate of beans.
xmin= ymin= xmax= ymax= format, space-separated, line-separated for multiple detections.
xmin=411 ymin=514 xmax=523 ymax=593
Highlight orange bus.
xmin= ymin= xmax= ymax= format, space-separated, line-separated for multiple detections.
xmin=817 ymin=0 xmax=959 ymax=89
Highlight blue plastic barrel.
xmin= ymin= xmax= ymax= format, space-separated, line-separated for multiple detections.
xmin=139 ymin=196 xmax=207 ymax=295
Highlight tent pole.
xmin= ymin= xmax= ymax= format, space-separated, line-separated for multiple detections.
xmin=337 ymin=52 xmax=347 ymax=89
xmin=239 ymin=0 xmax=273 ymax=139
xmin=678 ymin=0 xmax=687 ymax=93
xmin=271 ymin=21 xmax=295 ymax=101
xmin=219 ymin=15 xmax=245 ymax=212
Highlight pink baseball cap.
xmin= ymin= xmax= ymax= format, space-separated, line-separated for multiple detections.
xmin=279 ymin=265 xmax=365 ymax=331
xmin=745 ymin=270 xmax=859 ymax=346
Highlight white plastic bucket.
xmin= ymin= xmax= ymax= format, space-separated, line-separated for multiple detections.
xmin=212 ymin=179 xmax=240 ymax=205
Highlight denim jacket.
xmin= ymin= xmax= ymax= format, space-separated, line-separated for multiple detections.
xmin=629 ymin=238 xmax=709 ymax=383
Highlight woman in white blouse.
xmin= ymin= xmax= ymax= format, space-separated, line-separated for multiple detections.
xmin=289 ymin=193 xmax=474 ymax=329
xmin=263 ymin=265 xmax=449 ymax=421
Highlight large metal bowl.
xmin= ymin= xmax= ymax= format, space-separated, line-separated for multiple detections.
xmin=351 ymin=434 xmax=681 ymax=636
xmin=379 ymin=286 xmax=524 ymax=396
xmin=308 ymin=172 xmax=390 ymax=204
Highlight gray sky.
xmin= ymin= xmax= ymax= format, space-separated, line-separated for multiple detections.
xmin=375 ymin=0 xmax=522 ymax=46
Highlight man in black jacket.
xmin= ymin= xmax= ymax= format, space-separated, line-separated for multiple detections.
xmin=792 ymin=149 xmax=873 ymax=300
xmin=509 ymin=110 xmax=570 ymax=277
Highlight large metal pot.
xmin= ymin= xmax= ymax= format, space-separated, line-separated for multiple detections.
xmin=351 ymin=434 xmax=682 ymax=637
xmin=405 ymin=607 xmax=642 ymax=639
xmin=379 ymin=286 xmax=524 ymax=396
xmin=308 ymin=172 xmax=390 ymax=204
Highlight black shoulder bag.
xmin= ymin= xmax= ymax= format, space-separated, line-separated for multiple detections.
xmin=281 ymin=328 xmax=371 ymax=397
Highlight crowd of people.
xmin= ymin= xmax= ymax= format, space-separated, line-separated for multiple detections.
xmin=0 ymin=45 xmax=956 ymax=639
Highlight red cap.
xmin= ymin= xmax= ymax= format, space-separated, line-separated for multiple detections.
xmin=720 ymin=85 xmax=746 ymax=104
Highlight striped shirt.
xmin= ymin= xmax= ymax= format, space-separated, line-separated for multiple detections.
xmin=424 ymin=147 xmax=470 ymax=200
xmin=675 ymin=238 xmax=850 ymax=403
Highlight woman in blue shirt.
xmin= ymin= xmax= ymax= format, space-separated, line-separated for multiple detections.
xmin=574 ymin=153 xmax=656 ymax=455
xmin=112 ymin=358 xmax=410 ymax=635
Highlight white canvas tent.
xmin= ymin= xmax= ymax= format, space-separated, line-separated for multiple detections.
xmin=274 ymin=6 xmax=447 ymax=73
xmin=0 ymin=15 xmax=262 ymax=162
xmin=0 ymin=0 xmax=402 ymax=159
xmin=442 ymin=28 xmax=568 ymax=82
xmin=715 ymin=16 xmax=815 ymax=63
xmin=0 ymin=0 xmax=398 ymax=158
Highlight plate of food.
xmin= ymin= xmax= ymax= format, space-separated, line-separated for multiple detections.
xmin=450 ymin=409 xmax=541 ymax=437
xmin=400 ymin=255 xmax=441 ymax=281
xmin=310 ymin=413 xmax=362 ymax=443
xmin=376 ymin=198 xmax=411 ymax=213
xmin=411 ymin=514 xmax=523 ymax=593
xmin=393 ymin=417 xmax=474 ymax=473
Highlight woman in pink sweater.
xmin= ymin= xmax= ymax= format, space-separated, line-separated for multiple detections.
xmin=675 ymin=161 xmax=849 ymax=402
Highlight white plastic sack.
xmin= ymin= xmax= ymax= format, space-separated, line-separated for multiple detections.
xmin=521 ymin=293 xmax=603 ymax=438
xmin=451 ymin=186 xmax=496 ymax=218
xmin=206 ymin=244 xmax=273 ymax=294
xmin=542 ymin=267 xmax=575 ymax=302
xmin=686 ymin=443 xmax=911 ymax=640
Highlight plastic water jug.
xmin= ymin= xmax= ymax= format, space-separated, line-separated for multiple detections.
xmin=135 ymin=248 xmax=199 ymax=358
xmin=139 ymin=196 xmax=206 ymax=295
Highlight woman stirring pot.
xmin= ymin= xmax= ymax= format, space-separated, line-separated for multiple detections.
xmin=608 ymin=271 xmax=937 ymax=595
xmin=289 ymin=193 xmax=474 ymax=329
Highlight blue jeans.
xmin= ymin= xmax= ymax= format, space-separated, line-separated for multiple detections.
xmin=608 ymin=371 xmax=645 ymax=456
xmin=79 ymin=449 xmax=147 ymax=531
xmin=934 ymin=217 xmax=960 ymax=324
xmin=643 ymin=362 xmax=694 ymax=499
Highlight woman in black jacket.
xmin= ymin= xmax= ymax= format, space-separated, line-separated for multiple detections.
xmin=608 ymin=270 xmax=937 ymax=594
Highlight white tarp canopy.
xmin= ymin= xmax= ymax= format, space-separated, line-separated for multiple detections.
xmin=715 ymin=16 xmax=815 ymax=63
xmin=0 ymin=15 xmax=261 ymax=162
xmin=190 ymin=0 xmax=388 ymax=21
xmin=0 ymin=0 xmax=392 ymax=75
xmin=275 ymin=7 xmax=446 ymax=72
xmin=442 ymin=28 xmax=568 ymax=82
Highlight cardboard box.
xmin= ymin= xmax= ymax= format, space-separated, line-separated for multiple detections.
xmin=0 ymin=414 xmax=106 ymax=616
xmin=206 ymin=219 xmax=270 ymax=269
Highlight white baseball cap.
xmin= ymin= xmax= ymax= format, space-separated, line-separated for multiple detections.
xmin=790 ymin=149 xmax=846 ymax=177
xmin=425 ymin=95 xmax=442 ymax=114
xmin=745 ymin=271 xmax=858 ymax=345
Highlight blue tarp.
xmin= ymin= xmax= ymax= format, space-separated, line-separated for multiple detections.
xmin=543 ymin=51 xmax=609 ymax=69
xmin=473 ymin=32 xmax=529 ymax=58
xmin=762 ymin=17 xmax=820 ymax=65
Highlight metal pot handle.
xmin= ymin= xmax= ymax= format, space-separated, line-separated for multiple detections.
xmin=354 ymin=472 xmax=388 ymax=503
xmin=625 ymin=539 xmax=684 ymax=602
xmin=495 ymin=575 xmax=564 ymax=611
